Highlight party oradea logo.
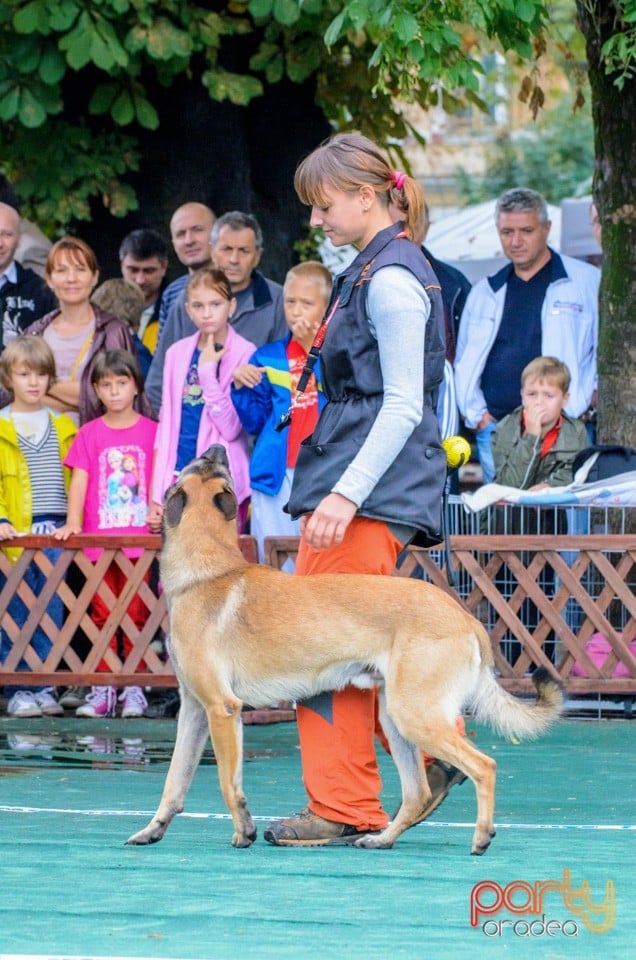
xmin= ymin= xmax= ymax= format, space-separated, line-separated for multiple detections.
xmin=470 ymin=869 xmax=615 ymax=937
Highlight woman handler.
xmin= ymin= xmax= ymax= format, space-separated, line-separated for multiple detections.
xmin=265 ymin=133 xmax=464 ymax=846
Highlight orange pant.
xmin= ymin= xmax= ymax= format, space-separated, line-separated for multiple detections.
xmin=295 ymin=516 xmax=466 ymax=830
xmin=295 ymin=517 xmax=403 ymax=831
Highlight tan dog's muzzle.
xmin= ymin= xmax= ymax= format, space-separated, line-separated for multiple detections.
xmin=163 ymin=445 xmax=238 ymax=531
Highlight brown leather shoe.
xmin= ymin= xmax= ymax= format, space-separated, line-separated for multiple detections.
xmin=264 ymin=807 xmax=380 ymax=846
xmin=392 ymin=760 xmax=468 ymax=827
xmin=418 ymin=760 xmax=468 ymax=821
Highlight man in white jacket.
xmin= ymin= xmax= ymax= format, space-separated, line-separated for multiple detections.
xmin=454 ymin=187 xmax=599 ymax=482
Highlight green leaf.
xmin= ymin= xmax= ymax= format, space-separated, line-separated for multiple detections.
xmin=516 ymin=0 xmax=537 ymax=24
xmin=248 ymin=0 xmax=273 ymax=19
xmin=0 ymin=84 xmax=20 ymax=120
xmin=393 ymin=12 xmax=419 ymax=44
xmin=265 ymin=54 xmax=285 ymax=84
xmin=324 ymin=10 xmax=346 ymax=47
xmin=49 ymin=1 xmax=82 ymax=32
xmin=198 ymin=12 xmax=227 ymax=47
xmin=406 ymin=39 xmax=425 ymax=63
xmin=106 ymin=181 xmax=139 ymax=217
xmin=36 ymin=80 xmax=62 ymax=114
xmin=59 ymin=16 xmax=93 ymax=70
xmin=286 ymin=43 xmax=321 ymax=82
xmin=13 ymin=1 xmax=51 ymax=35
xmin=299 ymin=0 xmax=322 ymax=14
xmin=111 ymin=89 xmax=135 ymax=125
xmin=249 ymin=41 xmax=280 ymax=71
xmin=146 ymin=17 xmax=193 ymax=60
xmin=11 ymin=36 xmax=42 ymax=73
xmin=18 ymin=86 xmax=47 ymax=127
xmin=88 ymin=82 xmax=118 ymax=115
xmin=202 ymin=69 xmax=263 ymax=105
xmin=272 ymin=0 xmax=300 ymax=26
xmin=125 ymin=24 xmax=149 ymax=55
xmin=132 ymin=93 xmax=159 ymax=129
xmin=91 ymin=20 xmax=128 ymax=70
xmin=38 ymin=44 xmax=66 ymax=84
xmin=90 ymin=34 xmax=116 ymax=71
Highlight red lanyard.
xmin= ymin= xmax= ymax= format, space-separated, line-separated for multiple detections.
xmin=275 ymin=295 xmax=340 ymax=431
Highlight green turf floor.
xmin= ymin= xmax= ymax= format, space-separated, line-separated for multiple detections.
xmin=0 ymin=715 xmax=634 ymax=960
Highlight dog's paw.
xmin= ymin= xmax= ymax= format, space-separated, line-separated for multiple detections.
xmin=125 ymin=822 xmax=167 ymax=845
xmin=470 ymin=827 xmax=496 ymax=856
xmin=353 ymin=832 xmax=394 ymax=850
xmin=231 ymin=830 xmax=256 ymax=848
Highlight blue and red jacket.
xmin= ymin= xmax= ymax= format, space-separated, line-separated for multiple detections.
xmin=231 ymin=334 xmax=325 ymax=496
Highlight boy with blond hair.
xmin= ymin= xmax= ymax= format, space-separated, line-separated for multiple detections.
xmin=0 ymin=336 xmax=76 ymax=716
xmin=231 ymin=260 xmax=332 ymax=560
xmin=491 ymin=356 xmax=588 ymax=490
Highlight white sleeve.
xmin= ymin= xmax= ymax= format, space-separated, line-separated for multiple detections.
xmin=332 ymin=265 xmax=429 ymax=506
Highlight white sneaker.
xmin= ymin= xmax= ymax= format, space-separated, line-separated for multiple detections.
xmin=34 ymin=688 xmax=64 ymax=716
xmin=76 ymin=686 xmax=117 ymax=718
xmin=119 ymin=686 xmax=148 ymax=719
xmin=7 ymin=690 xmax=42 ymax=718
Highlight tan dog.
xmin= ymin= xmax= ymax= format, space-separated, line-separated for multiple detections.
xmin=126 ymin=445 xmax=562 ymax=855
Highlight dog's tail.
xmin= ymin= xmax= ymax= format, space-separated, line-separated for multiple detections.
xmin=469 ymin=625 xmax=563 ymax=740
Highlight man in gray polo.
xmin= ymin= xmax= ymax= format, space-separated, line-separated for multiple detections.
xmin=145 ymin=210 xmax=286 ymax=415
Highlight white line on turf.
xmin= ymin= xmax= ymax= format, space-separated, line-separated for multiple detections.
xmin=0 ymin=805 xmax=634 ymax=829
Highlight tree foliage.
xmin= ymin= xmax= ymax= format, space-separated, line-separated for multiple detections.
xmin=0 ymin=0 xmax=634 ymax=448
xmin=1 ymin=1 xmax=634 ymax=226
xmin=0 ymin=0 xmax=555 ymax=229
xmin=455 ymin=100 xmax=595 ymax=205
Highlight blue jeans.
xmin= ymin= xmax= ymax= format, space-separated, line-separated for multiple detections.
xmin=475 ymin=420 xmax=498 ymax=484
xmin=1 ymin=532 xmax=64 ymax=695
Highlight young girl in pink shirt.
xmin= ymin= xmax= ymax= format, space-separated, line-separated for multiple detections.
xmin=55 ymin=349 xmax=157 ymax=718
xmin=148 ymin=268 xmax=255 ymax=532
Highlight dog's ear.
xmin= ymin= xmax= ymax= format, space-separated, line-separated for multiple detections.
xmin=213 ymin=485 xmax=238 ymax=521
xmin=164 ymin=488 xmax=187 ymax=528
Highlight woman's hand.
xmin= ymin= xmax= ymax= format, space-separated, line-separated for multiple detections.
xmin=46 ymin=380 xmax=80 ymax=412
xmin=301 ymin=493 xmax=357 ymax=551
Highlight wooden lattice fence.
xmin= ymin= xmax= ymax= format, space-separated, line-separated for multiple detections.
xmin=1 ymin=533 xmax=635 ymax=696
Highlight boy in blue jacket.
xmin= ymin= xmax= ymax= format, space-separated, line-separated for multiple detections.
xmin=231 ymin=261 xmax=331 ymax=562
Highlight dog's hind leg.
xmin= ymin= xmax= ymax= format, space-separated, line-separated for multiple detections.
xmin=421 ymin=728 xmax=497 ymax=856
xmin=397 ymin=709 xmax=497 ymax=856
xmin=126 ymin=686 xmax=209 ymax=845
xmin=207 ymin=699 xmax=257 ymax=848
xmin=355 ymin=692 xmax=430 ymax=850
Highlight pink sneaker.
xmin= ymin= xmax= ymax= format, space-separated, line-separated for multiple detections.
xmin=119 ymin=686 xmax=148 ymax=719
xmin=76 ymin=686 xmax=117 ymax=718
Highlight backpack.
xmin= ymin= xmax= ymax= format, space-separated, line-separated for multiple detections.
xmin=572 ymin=444 xmax=636 ymax=483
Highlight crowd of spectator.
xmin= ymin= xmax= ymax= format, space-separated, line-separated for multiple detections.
xmin=0 ymin=175 xmax=600 ymax=721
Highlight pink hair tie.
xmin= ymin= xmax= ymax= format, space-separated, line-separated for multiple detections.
xmin=393 ymin=171 xmax=407 ymax=190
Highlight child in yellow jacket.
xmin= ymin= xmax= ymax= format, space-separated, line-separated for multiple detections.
xmin=0 ymin=336 xmax=76 ymax=717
